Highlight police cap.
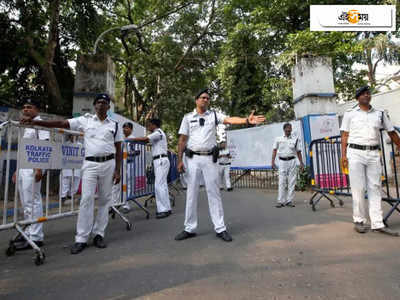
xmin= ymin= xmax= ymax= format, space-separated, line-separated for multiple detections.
xmin=355 ymin=86 xmax=370 ymax=99
xmin=122 ymin=122 xmax=133 ymax=129
xmin=195 ymin=88 xmax=210 ymax=100
xmin=20 ymin=98 xmax=41 ymax=109
xmin=93 ymin=93 xmax=111 ymax=105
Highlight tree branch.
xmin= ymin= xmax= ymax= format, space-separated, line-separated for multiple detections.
xmin=174 ymin=0 xmax=217 ymax=71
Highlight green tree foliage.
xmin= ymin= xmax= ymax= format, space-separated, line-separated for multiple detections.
xmin=0 ymin=0 xmax=114 ymax=114
xmin=1 ymin=0 xmax=399 ymax=143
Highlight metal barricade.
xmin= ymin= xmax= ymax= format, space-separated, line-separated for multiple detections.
xmin=0 ymin=121 xmax=133 ymax=265
xmin=309 ymin=129 xmax=400 ymax=225
xmin=230 ymin=168 xmax=278 ymax=189
xmin=116 ymin=142 xmax=179 ymax=217
xmin=0 ymin=121 xmax=84 ymax=265
xmin=309 ymin=136 xmax=349 ymax=211
xmin=120 ymin=141 xmax=153 ymax=219
xmin=166 ymin=150 xmax=180 ymax=207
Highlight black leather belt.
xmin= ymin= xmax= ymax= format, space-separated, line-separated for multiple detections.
xmin=219 ymin=163 xmax=231 ymax=165
xmin=279 ymin=156 xmax=295 ymax=161
xmin=153 ymin=154 xmax=168 ymax=160
xmin=349 ymin=144 xmax=380 ymax=151
xmin=193 ymin=150 xmax=212 ymax=156
xmin=85 ymin=154 xmax=114 ymax=162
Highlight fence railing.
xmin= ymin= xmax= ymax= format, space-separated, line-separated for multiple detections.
xmin=0 ymin=122 xmax=179 ymax=265
xmin=231 ymin=168 xmax=279 ymax=189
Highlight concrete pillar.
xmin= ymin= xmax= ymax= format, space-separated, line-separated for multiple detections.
xmin=72 ymin=54 xmax=115 ymax=117
xmin=292 ymin=57 xmax=337 ymax=118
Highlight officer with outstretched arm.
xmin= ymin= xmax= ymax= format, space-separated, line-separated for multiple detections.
xmin=20 ymin=93 xmax=123 ymax=253
xmin=175 ymin=88 xmax=265 ymax=242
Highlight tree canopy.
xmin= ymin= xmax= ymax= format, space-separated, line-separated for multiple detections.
xmin=1 ymin=0 xmax=399 ymax=144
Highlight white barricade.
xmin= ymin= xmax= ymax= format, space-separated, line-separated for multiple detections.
xmin=0 ymin=121 xmax=132 ymax=265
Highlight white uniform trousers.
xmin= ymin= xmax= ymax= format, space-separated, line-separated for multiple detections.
xmin=18 ymin=169 xmax=44 ymax=241
xmin=277 ymin=159 xmax=298 ymax=205
xmin=154 ymin=157 xmax=171 ymax=213
xmin=219 ymin=164 xmax=232 ymax=189
xmin=184 ymin=155 xmax=226 ymax=233
xmin=61 ymin=175 xmax=80 ymax=198
xmin=75 ymin=159 xmax=115 ymax=243
xmin=348 ymin=148 xmax=384 ymax=229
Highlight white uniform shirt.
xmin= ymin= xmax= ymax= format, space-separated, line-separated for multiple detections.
xmin=340 ymin=106 xmax=394 ymax=146
xmin=148 ymin=128 xmax=168 ymax=156
xmin=273 ymin=135 xmax=300 ymax=158
xmin=178 ymin=110 xmax=226 ymax=151
xmin=68 ymin=113 xmax=123 ymax=157
xmin=23 ymin=115 xmax=50 ymax=140
xmin=219 ymin=148 xmax=231 ymax=164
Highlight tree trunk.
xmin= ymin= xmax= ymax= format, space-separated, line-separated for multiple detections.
xmin=365 ymin=48 xmax=376 ymax=87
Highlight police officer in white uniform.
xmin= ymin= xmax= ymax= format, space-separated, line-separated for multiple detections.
xmin=61 ymin=135 xmax=82 ymax=202
xmin=175 ymin=89 xmax=265 ymax=242
xmin=13 ymin=98 xmax=49 ymax=249
xmin=218 ymin=141 xmax=232 ymax=191
xmin=341 ymin=86 xmax=400 ymax=236
xmin=112 ymin=122 xmax=136 ymax=212
xmin=126 ymin=119 xmax=171 ymax=219
xmin=272 ymin=123 xmax=304 ymax=208
xmin=21 ymin=93 xmax=123 ymax=253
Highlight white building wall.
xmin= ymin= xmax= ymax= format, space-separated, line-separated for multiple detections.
xmin=292 ymin=57 xmax=335 ymax=99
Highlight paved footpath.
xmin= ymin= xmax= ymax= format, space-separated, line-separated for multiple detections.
xmin=1 ymin=189 xmax=400 ymax=300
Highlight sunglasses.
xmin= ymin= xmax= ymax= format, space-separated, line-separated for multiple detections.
xmin=199 ymin=118 xmax=205 ymax=126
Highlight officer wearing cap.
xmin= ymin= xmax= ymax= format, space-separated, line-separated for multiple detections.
xmin=126 ymin=119 xmax=172 ymax=219
xmin=175 ymin=89 xmax=265 ymax=242
xmin=341 ymin=86 xmax=400 ymax=236
xmin=12 ymin=98 xmax=49 ymax=249
xmin=272 ymin=123 xmax=304 ymax=208
xmin=20 ymin=93 xmax=123 ymax=253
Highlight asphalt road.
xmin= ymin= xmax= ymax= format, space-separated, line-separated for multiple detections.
xmin=1 ymin=189 xmax=400 ymax=300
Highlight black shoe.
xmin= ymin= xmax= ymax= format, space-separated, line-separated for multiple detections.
xmin=61 ymin=197 xmax=67 ymax=203
xmin=93 ymin=235 xmax=107 ymax=248
xmin=285 ymin=202 xmax=295 ymax=207
xmin=175 ymin=231 xmax=197 ymax=241
xmin=227 ymin=188 xmax=233 ymax=191
xmin=371 ymin=227 xmax=399 ymax=236
xmin=354 ymin=222 xmax=368 ymax=234
xmin=156 ymin=212 xmax=170 ymax=219
xmin=167 ymin=210 xmax=172 ymax=215
xmin=15 ymin=240 xmax=44 ymax=251
xmin=275 ymin=203 xmax=285 ymax=208
xmin=71 ymin=242 xmax=87 ymax=254
xmin=216 ymin=231 xmax=233 ymax=242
